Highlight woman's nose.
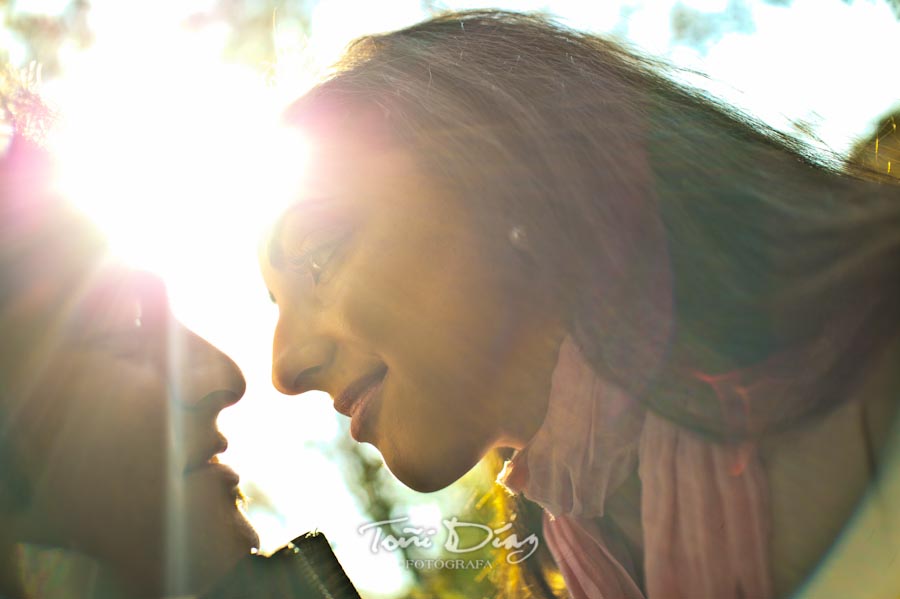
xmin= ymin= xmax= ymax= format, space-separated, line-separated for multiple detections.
xmin=272 ymin=319 xmax=335 ymax=395
xmin=168 ymin=325 xmax=247 ymax=411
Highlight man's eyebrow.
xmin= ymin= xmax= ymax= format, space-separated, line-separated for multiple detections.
xmin=64 ymin=267 xmax=169 ymax=332
xmin=75 ymin=267 xmax=165 ymax=309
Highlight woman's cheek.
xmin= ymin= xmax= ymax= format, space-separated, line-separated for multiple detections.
xmin=331 ymin=248 xmax=412 ymax=348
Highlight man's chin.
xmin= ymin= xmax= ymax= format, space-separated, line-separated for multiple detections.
xmin=183 ymin=512 xmax=259 ymax=596
xmin=136 ymin=500 xmax=259 ymax=598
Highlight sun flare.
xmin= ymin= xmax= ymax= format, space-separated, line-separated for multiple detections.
xmin=34 ymin=8 xmax=332 ymax=565
xmin=47 ymin=60 xmax=308 ymax=279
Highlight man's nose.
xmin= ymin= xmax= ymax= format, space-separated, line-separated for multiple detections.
xmin=272 ymin=317 xmax=335 ymax=395
xmin=168 ymin=325 xmax=247 ymax=411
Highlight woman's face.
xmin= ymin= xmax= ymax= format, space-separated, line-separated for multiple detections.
xmin=261 ymin=138 xmax=565 ymax=492
xmin=2 ymin=205 xmax=258 ymax=596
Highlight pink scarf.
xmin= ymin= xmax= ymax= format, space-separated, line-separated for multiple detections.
xmin=499 ymin=336 xmax=772 ymax=599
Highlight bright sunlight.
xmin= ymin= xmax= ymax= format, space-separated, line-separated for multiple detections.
xmin=8 ymin=1 xmax=899 ymax=597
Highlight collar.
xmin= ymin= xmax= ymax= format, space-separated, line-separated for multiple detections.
xmin=498 ymin=335 xmax=645 ymax=519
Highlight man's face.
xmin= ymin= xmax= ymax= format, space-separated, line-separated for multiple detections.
xmin=1 ymin=156 xmax=258 ymax=596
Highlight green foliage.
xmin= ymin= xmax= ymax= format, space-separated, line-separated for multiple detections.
xmin=843 ymin=0 xmax=900 ymax=18
xmin=764 ymin=0 xmax=900 ymax=17
xmin=671 ymin=0 xmax=755 ymax=52
xmin=1 ymin=0 xmax=92 ymax=77
xmin=848 ymin=112 xmax=900 ymax=179
xmin=671 ymin=0 xmax=900 ymax=54
xmin=182 ymin=0 xmax=313 ymax=70
xmin=1 ymin=0 xmax=316 ymax=80
xmin=0 ymin=61 xmax=56 ymax=142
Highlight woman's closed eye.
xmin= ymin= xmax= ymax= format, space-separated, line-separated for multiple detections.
xmin=287 ymin=232 xmax=351 ymax=285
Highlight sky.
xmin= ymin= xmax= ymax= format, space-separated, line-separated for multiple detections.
xmin=4 ymin=0 xmax=900 ymax=596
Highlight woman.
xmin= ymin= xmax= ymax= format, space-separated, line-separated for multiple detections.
xmin=261 ymin=10 xmax=900 ymax=599
xmin=0 ymin=130 xmax=259 ymax=595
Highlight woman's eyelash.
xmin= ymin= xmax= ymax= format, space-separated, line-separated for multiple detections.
xmin=287 ymin=236 xmax=348 ymax=283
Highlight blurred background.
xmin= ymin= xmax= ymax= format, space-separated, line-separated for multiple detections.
xmin=2 ymin=1 xmax=898 ymax=597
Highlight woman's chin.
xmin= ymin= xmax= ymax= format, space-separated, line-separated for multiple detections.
xmin=399 ymin=472 xmax=455 ymax=493
xmin=383 ymin=446 xmax=483 ymax=493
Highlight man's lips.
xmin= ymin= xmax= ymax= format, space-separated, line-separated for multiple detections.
xmin=183 ymin=433 xmax=228 ymax=476
xmin=187 ymin=457 xmax=241 ymax=488
xmin=334 ymin=365 xmax=389 ymax=418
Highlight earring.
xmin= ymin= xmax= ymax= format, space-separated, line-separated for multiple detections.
xmin=508 ymin=225 xmax=528 ymax=251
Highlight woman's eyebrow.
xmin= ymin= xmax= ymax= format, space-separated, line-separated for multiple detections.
xmin=267 ymin=209 xmax=294 ymax=270
xmin=267 ymin=198 xmax=338 ymax=270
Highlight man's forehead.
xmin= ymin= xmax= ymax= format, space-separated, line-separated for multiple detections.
xmin=2 ymin=206 xmax=106 ymax=311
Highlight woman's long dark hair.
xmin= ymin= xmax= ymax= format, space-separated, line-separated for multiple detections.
xmin=286 ymin=9 xmax=899 ymax=440
xmin=283 ymin=9 xmax=900 ymax=596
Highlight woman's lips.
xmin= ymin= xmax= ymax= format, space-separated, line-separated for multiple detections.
xmin=349 ymin=377 xmax=385 ymax=442
xmin=334 ymin=366 xmax=388 ymax=441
